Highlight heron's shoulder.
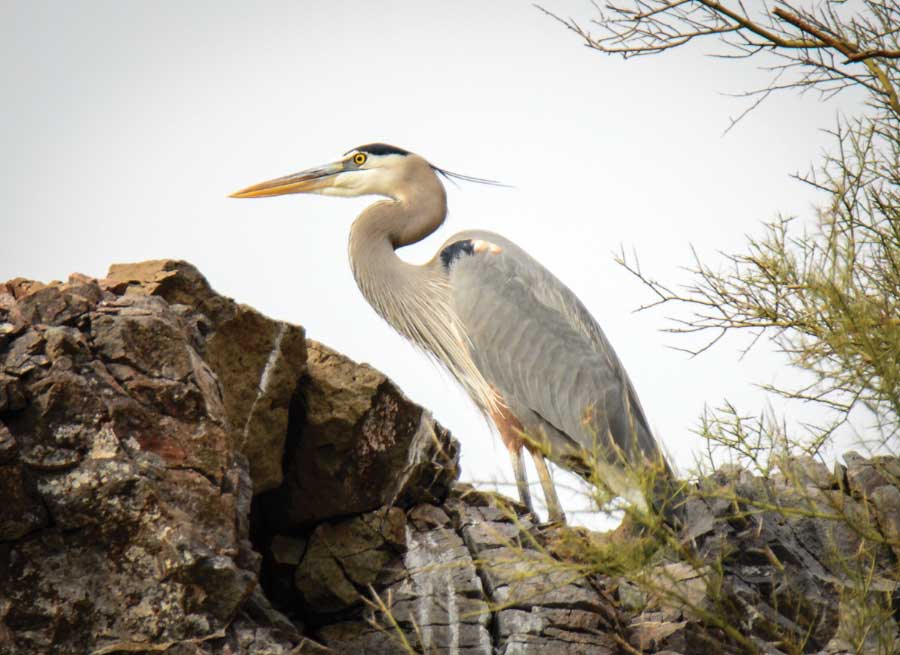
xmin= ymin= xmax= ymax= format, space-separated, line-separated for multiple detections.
xmin=437 ymin=230 xmax=529 ymax=271
xmin=439 ymin=229 xmax=520 ymax=252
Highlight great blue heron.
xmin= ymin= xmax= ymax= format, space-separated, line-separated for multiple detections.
xmin=231 ymin=143 xmax=674 ymax=523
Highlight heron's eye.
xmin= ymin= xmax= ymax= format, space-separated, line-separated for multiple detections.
xmin=353 ymin=153 xmax=367 ymax=166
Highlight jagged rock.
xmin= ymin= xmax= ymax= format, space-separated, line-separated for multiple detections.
xmin=643 ymin=562 xmax=709 ymax=615
xmin=294 ymin=507 xmax=406 ymax=613
xmin=0 ymin=461 xmax=47 ymax=540
xmin=673 ymin=463 xmax=900 ymax=654
xmin=825 ymin=593 xmax=900 ymax=655
xmin=2 ymin=328 xmax=45 ymax=376
xmin=106 ymin=259 xmax=230 ymax=324
xmin=104 ymin=260 xmax=308 ymax=493
xmin=263 ymin=339 xmax=459 ymax=529
xmin=271 ymin=535 xmax=306 ymax=567
xmin=628 ymin=618 xmax=687 ymax=652
xmin=205 ymin=304 xmax=307 ymax=492
xmin=0 ymin=375 xmax=25 ymax=413
xmin=844 ymin=451 xmax=900 ymax=498
xmin=774 ymin=455 xmax=834 ymax=490
xmin=0 ymin=265 xmax=297 ymax=655
xmin=301 ymin=486 xmax=623 ymax=655
xmin=870 ymin=484 xmax=900 ymax=559
xmin=8 ymin=284 xmax=92 ymax=327
xmin=0 ymin=262 xmax=468 ymax=655
xmin=0 ymin=421 xmax=16 ymax=463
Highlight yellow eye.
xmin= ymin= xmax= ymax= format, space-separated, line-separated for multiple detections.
xmin=353 ymin=153 xmax=367 ymax=166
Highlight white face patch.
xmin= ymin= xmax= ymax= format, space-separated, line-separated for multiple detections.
xmin=318 ymin=170 xmax=372 ymax=197
xmin=322 ymin=153 xmax=410 ymax=198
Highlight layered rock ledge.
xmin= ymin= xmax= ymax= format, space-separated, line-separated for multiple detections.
xmin=1 ymin=262 xmax=898 ymax=655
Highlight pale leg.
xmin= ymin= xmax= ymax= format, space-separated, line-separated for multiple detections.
xmin=490 ymin=398 xmax=536 ymax=517
xmin=508 ymin=445 xmax=534 ymax=515
xmin=530 ymin=450 xmax=566 ymax=523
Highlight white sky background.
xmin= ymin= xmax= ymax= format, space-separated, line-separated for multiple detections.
xmin=2 ymin=1 xmax=865 ymax=526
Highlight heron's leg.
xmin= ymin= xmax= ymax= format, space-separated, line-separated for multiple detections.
xmin=489 ymin=398 xmax=535 ymax=515
xmin=508 ymin=444 xmax=534 ymax=514
xmin=530 ymin=450 xmax=566 ymax=524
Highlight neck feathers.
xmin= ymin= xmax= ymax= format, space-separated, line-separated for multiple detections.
xmin=352 ymin=157 xmax=447 ymax=249
xmin=347 ymin=157 xmax=446 ymax=334
xmin=347 ymin=166 xmax=499 ymax=415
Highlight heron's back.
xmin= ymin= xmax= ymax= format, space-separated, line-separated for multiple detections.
xmin=439 ymin=229 xmax=668 ymax=482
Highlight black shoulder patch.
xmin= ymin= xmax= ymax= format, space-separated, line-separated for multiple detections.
xmin=440 ymin=239 xmax=475 ymax=270
xmin=352 ymin=143 xmax=410 ymax=157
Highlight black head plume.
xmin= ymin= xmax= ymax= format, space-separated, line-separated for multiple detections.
xmin=347 ymin=143 xmax=411 ymax=156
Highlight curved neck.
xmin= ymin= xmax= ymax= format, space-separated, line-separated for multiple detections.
xmin=348 ymin=168 xmax=447 ymax=332
xmin=350 ymin=168 xmax=447 ymax=251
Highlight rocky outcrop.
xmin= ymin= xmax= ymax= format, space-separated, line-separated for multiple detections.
xmin=0 ymin=261 xmax=461 ymax=655
xmin=104 ymin=260 xmax=307 ymax=493
xmin=618 ymin=456 xmax=900 ymax=654
xmin=0 ymin=266 xmax=256 ymax=654
xmin=2 ymin=262 xmax=899 ymax=655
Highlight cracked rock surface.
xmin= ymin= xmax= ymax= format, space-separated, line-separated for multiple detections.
xmin=304 ymin=487 xmax=621 ymax=655
xmin=2 ymin=262 xmax=900 ymax=655
xmin=0 ymin=265 xmax=260 ymax=654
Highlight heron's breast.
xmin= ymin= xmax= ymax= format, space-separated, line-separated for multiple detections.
xmin=487 ymin=387 xmax=528 ymax=452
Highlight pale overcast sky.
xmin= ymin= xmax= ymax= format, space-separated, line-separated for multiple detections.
xmin=2 ymin=1 xmax=859 ymax=525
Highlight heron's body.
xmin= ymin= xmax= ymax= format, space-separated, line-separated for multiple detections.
xmin=437 ymin=229 xmax=664 ymax=506
xmin=232 ymin=143 xmax=673 ymax=522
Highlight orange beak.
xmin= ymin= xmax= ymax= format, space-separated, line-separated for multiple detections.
xmin=229 ymin=161 xmax=345 ymax=198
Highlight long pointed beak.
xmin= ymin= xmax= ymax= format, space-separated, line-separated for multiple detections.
xmin=229 ymin=161 xmax=345 ymax=198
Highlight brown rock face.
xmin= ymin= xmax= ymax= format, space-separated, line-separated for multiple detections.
xmin=262 ymin=340 xmax=459 ymax=529
xmin=100 ymin=260 xmax=307 ymax=492
xmin=206 ymin=305 xmax=307 ymax=492
xmin=0 ymin=270 xmax=257 ymax=654
xmin=0 ymin=261 xmax=464 ymax=655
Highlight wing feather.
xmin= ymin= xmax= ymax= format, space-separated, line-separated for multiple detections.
xmin=442 ymin=230 xmax=664 ymax=473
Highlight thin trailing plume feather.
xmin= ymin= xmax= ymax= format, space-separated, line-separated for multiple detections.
xmin=432 ymin=166 xmax=511 ymax=189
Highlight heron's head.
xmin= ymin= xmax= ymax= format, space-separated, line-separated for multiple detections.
xmin=230 ymin=143 xmax=434 ymax=200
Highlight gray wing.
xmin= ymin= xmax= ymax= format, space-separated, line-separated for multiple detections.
xmin=440 ymin=230 xmax=665 ymax=475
